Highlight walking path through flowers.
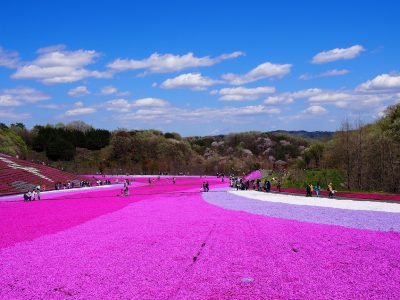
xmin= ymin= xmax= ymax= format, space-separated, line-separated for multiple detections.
xmin=230 ymin=189 xmax=400 ymax=212
xmin=0 ymin=177 xmax=399 ymax=299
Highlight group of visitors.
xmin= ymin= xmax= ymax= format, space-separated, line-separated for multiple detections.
xmin=230 ymin=173 xmax=337 ymax=199
xmin=306 ymin=182 xmax=335 ymax=198
xmin=230 ymin=177 xmax=250 ymax=190
xmin=147 ymin=177 xmax=176 ymax=184
xmin=251 ymin=179 xmax=275 ymax=192
xmin=80 ymin=181 xmax=92 ymax=187
xmin=23 ymin=186 xmax=41 ymax=201
xmin=148 ymin=177 xmax=162 ymax=184
xmin=95 ymin=179 xmax=111 ymax=186
xmin=201 ymin=181 xmax=210 ymax=192
xmin=231 ymin=176 xmax=276 ymax=192
xmin=56 ymin=180 xmax=96 ymax=190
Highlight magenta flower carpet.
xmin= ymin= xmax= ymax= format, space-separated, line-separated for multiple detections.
xmin=0 ymin=177 xmax=399 ymax=299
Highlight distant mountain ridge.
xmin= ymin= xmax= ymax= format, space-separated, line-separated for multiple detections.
xmin=269 ymin=130 xmax=334 ymax=140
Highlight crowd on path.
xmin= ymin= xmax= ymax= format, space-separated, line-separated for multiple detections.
xmin=231 ymin=175 xmax=336 ymax=198
xmin=54 ymin=180 xmax=95 ymax=190
xmin=22 ymin=178 xmax=116 ymax=202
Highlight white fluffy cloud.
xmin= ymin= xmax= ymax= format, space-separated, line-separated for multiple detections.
xmin=118 ymin=104 xmax=280 ymax=122
xmin=68 ymin=86 xmax=90 ymax=97
xmin=104 ymin=99 xmax=132 ymax=112
xmin=12 ymin=46 xmax=112 ymax=84
xmin=133 ymin=98 xmax=169 ymax=107
xmin=312 ymin=45 xmax=365 ymax=64
xmin=299 ymin=69 xmax=349 ymax=80
xmin=308 ymin=90 xmax=399 ymax=108
xmin=289 ymin=88 xmax=323 ymax=99
xmin=0 ymin=46 xmax=20 ymax=68
xmin=358 ymin=74 xmax=400 ymax=91
xmin=265 ymin=86 xmax=399 ymax=110
xmin=104 ymin=97 xmax=169 ymax=113
xmin=65 ymin=101 xmax=96 ymax=116
xmin=100 ymin=85 xmax=118 ymax=95
xmin=213 ymin=86 xmax=276 ymax=101
xmin=0 ymin=87 xmax=50 ymax=106
xmin=65 ymin=107 xmax=96 ymax=116
xmin=222 ymin=62 xmax=292 ymax=85
xmin=303 ymin=105 xmax=327 ymax=114
xmin=107 ymin=51 xmax=244 ymax=74
xmin=0 ymin=110 xmax=30 ymax=120
xmin=280 ymin=104 xmax=328 ymax=122
xmin=161 ymin=73 xmax=220 ymax=90
xmin=264 ymin=95 xmax=293 ymax=105
xmin=98 ymin=86 xmax=130 ymax=96
xmin=264 ymin=88 xmax=322 ymax=105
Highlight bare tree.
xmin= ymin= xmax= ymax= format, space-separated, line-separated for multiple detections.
xmin=355 ymin=119 xmax=364 ymax=190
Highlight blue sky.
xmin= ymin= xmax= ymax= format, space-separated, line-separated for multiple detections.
xmin=1 ymin=0 xmax=399 ymax=136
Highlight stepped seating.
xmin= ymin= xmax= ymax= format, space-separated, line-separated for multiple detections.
xmin=0 ymin=153 xmax=94 ymax=196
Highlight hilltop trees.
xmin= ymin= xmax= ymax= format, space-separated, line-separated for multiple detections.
xmin=46 ymin=136 xmax=76 ymax=161
xmin=324 ymin=104 xmax=400 ymax=193
xmin=32 ymin=124 xmax=111 ymax=160
xmin=1 ymin=104 xmax=399 ymax=195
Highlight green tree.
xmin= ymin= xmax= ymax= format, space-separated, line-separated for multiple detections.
xmin=46 ymin=137 xmax=75 ymax=161
xmin=308 ymin=142 xmax=325 ymax=168
xmin=111 ymin=133 xmax=133 ymax=159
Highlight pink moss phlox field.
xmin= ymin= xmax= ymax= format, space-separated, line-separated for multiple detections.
xmin=0 ymin=185 xmax=132 ymax=249
xmin=1 ymin=177 xmax=399 ymax=299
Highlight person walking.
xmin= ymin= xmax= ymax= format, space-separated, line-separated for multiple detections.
xmin=277 ymin=181 xmax=281 ymax=192
xmin=306 ymin=184 xmax=312 ymax=197
xmin=124 ymin=185 xmax=129 ymax=196
xmin=314 ymin=182 xmax=320 ymax=197
xmin=328 ymin=183 xmax=334 ymax=198
xmin=266 ymin=180 xmax=271 ymax=192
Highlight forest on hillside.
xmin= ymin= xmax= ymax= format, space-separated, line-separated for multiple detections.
xmin=1 ymin=103 xmax=399 ymax=193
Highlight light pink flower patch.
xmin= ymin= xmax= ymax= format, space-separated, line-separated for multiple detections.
xmin=244 ymin=170 xmax=262 ymax=181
